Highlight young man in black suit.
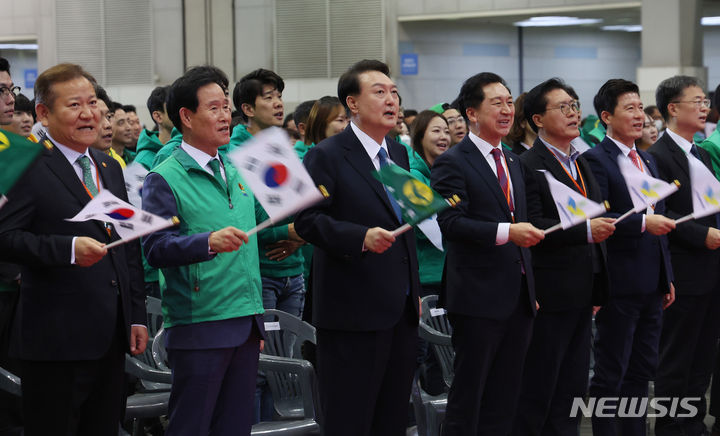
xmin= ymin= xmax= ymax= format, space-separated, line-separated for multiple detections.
xmin=649 ymin=75 xmax=720 ymax=436
xmin=513 ymin=78 xmax=614 ymax=435
xmin=294 ymin=60 xmax=421 ymax=436
xmin=584 ymin=79 xmax=675 ymax=435
xmin=430 ymin=72 xmax=544 ymax=435
xmin=0 ymin=63 xmax=148 ymax=436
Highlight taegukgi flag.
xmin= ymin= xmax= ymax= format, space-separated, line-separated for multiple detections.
xmin=543 ymin=171 xmax=607 ymax=229
xmin=122 ymin=161 xmax=149 ymax=208
xmin=226 ymin=126 xmax=324 ymax=221
xmin=618 ymin=155 xmax=678 ymax=212
xmin=688 ymin=154 xmax=720 ymax=220
xmin=66 ymin=189 xmax=178 ymax=243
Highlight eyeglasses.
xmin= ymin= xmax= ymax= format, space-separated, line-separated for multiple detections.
xmin=445 ymin=116 xmax=466 ymax=126
xmin=0 ymin=86 xmax=20 ymax=99
xmin=671 ymin=99 xmax=711 ymax=109
xmin=546 ymin=101 xmax=580 ymax=116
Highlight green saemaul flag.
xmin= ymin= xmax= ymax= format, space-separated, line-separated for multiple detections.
xmin=0 ymin=129 xmax=47 ymax=197
xmin=372 ymin=162 xmax=455 ymax=226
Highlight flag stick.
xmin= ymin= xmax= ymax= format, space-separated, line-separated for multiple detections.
xmin=543 ymin=223 xmax=563 ymax=235
xmin=391 ymin=223 xmax=413 ymax=237
xmin=0 ymin=195 xmax=7 ymax=210
xmin=104 ymin=217 xmax=179 ymax=249
xmin=674 ymin=213 xmax=695 ymax=225
xmin=245 ymin=218 xmax=275 ymax=238
xmin=612 ymin=208 xmax=636 ymax=225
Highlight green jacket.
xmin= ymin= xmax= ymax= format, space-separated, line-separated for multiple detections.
xmin=150 ymin=148 xmax=264 ymax=327
xmin=229 ymin=124 xmax=252 ymax=148
xmin=152 ymin=128 xmax=184 ymax=168
xmin=408 ymin=153 xmax=445 ymax=286
xmin=294 ymin=140 xmax=314 ymax=162
xmin=699 ymin=124 xmax=720 ymax=181
xmin=135 ymin=128 xmax=181 ymax=171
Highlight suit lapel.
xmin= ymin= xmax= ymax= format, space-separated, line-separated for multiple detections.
xmin=662 ymin=134 xmax=690 ymax=179
xmin=45 ymin=143 xmax=94 ymax=207
xmin=462 ymin=138 xmax=513 ymax=220
xmin=342 ymin=129 xmax=400 ymax=222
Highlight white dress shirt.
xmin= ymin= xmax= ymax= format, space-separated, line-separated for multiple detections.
xmin=350 ymin=121 xmax=389 ymax=170
xmin=181 ymin=140 xmax=226 ymax=182
xmin=607 ymin=135 xmax=652 ymax=230
xmin=467 ymin=131 xmax=513 ymax=245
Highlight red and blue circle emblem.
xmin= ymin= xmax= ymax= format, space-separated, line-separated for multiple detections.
xmin=264 ymin=163 xmax=288 ymax=188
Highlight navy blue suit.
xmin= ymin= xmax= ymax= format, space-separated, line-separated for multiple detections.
xmin=583 ymin=137 xmax=673 ymax=435
xmin=649 ymin=133 xmax=720 ymax=435
xmin=431 ymin=135 xmax=535 ymax=435
xmin=294 ymin=126 xmax=420 ymax=436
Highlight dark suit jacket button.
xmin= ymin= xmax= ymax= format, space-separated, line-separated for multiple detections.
xmin=402 ymin=257 xmax=408 ymax=264
xmin=111 ymin=279 xmax=117 ymax=287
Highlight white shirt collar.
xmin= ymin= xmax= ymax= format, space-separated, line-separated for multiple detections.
xmin=665 ymin=128 xmax=694 ymax=154
xmin=181 ymin=140 xmax=220 ymax=170
xmin=49 ymin=133 xmax=92 ymax=165
xmin=607 ymin=135 xmax=638 ymax=157
xmin=468 ymin=131 xmax=501 ymax=157
xmin=350 ymin=121 xmax=388 ymax=161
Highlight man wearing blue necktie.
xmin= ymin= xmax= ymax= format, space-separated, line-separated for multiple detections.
xmin=295 ymin=59 xmax=421 ymax=436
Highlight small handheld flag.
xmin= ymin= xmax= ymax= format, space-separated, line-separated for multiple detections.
xmin=123 ymin=162 xmax=149 ymax=208
xmin=675 ymin=155 xmax=720 ymax=224
xmin=615 ymin=155 xmax=679 ymax=224
xmin=66 ymin=190 xmax=179 ymax=248
xmin=226 ymin=127 xmax=324 ymax=236
xmin=372 ymin=162 xmax=457 ymax=237
xmin=541 ymin=171 xmax=608 ymax=235
xmin=0 ymin=129 xmax=48 ymax=209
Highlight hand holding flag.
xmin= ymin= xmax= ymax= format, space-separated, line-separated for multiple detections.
xmin=616 ymin=155 xmax=679 ymax=224
xmin=226 ymin=127 xmax=325 ymax=236
xmin=66 ymin=190 xmax=179 ymax=249
xmin=541 ymin=171 xmax=609 ymax=235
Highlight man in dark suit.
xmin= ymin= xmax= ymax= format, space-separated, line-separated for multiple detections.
xmin=512 ymin=78 xmax=614 ymax=435
xmin=584 ymin=78 xmax=676 ymax=435
xmin=0 ymin=63 xmax=148 ymax=436
xmin=430 ymin=72 xmax=544 ymax=435
xmin=294 ymin=59 xmax=420 ymax=436
xmin=648 ymin=75 xmax=720 ymax=436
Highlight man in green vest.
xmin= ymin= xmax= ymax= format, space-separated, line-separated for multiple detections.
xmin=141 ymin=65 xmax=265 ymax=436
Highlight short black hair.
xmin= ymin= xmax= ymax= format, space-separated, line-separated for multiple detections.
xmin=523 ymin=77 xmax=574 ymax=133
xmin=167 ymin=65 xmax=229 ymax=133
xmin=404 ymin=109 xmax=418 ymax=118
xmin=337 ymin=59 xmax=390 ymax=111
xmin=593 ymin=79 xmax=639 ymax=128
xmin=147 ymin=86 xmax=168 ymax=122
xmin=454 ymin=72 xmax=509 ymax=120
xmin=655 ymin=75 xmax=704 ymax=121
xmin=110 ymin=101 xmax=123 ymax=112
xmin=232 ymin=68 xmax=284 ymax=122
xmin=95 ymin=86 xmax=112 ymax=109
xmin=122 ymin=104 xmax=137 ymax=114
xmin=293 ymin=99 xmax=317 ymax=126
xmin=0 ymin=57 xmax=9 ymax=74
xmin=13 ymin=93 xmax=33 ymax=115
xmin=644 ymin=105 xmax=659 ymax=117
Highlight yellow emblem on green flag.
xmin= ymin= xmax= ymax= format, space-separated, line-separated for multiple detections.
xmin=373 ymin=162 xmax=451 ymax=226
xmin=0 ymin=129 xmax=46 ymax=196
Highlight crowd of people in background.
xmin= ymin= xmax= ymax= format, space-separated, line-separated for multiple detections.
xmin=1 ymin=51 xmax=720 ymax=436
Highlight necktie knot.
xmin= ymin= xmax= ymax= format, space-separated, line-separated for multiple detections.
xmin=690 ymin=144 xmax=702 ymax=160
xmin=628 ymin=149 xmax=642 ymax=172
xmin=377 ymin=147 xmax=390 ymax=167
xmin=76 ymin=155 xmax=98 ymax=197
xmin=208 ymin=158 xmax=225 ymax=187
xmin=490 ymin=147 xmax=503 ymax=162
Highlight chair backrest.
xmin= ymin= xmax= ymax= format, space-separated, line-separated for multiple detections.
xmin=151 ymin=328 xmax=170 ymax=372
xmin=419 ymin=295 xmax=454 ymax=389
xmin=261 ymin=309 xmax=317 ymax=419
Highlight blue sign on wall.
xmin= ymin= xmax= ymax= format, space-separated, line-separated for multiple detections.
xmin=24 ymin=69 xmax=38 ymax=90
xmin=400 ymin=54 xmax=418 ymax=75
